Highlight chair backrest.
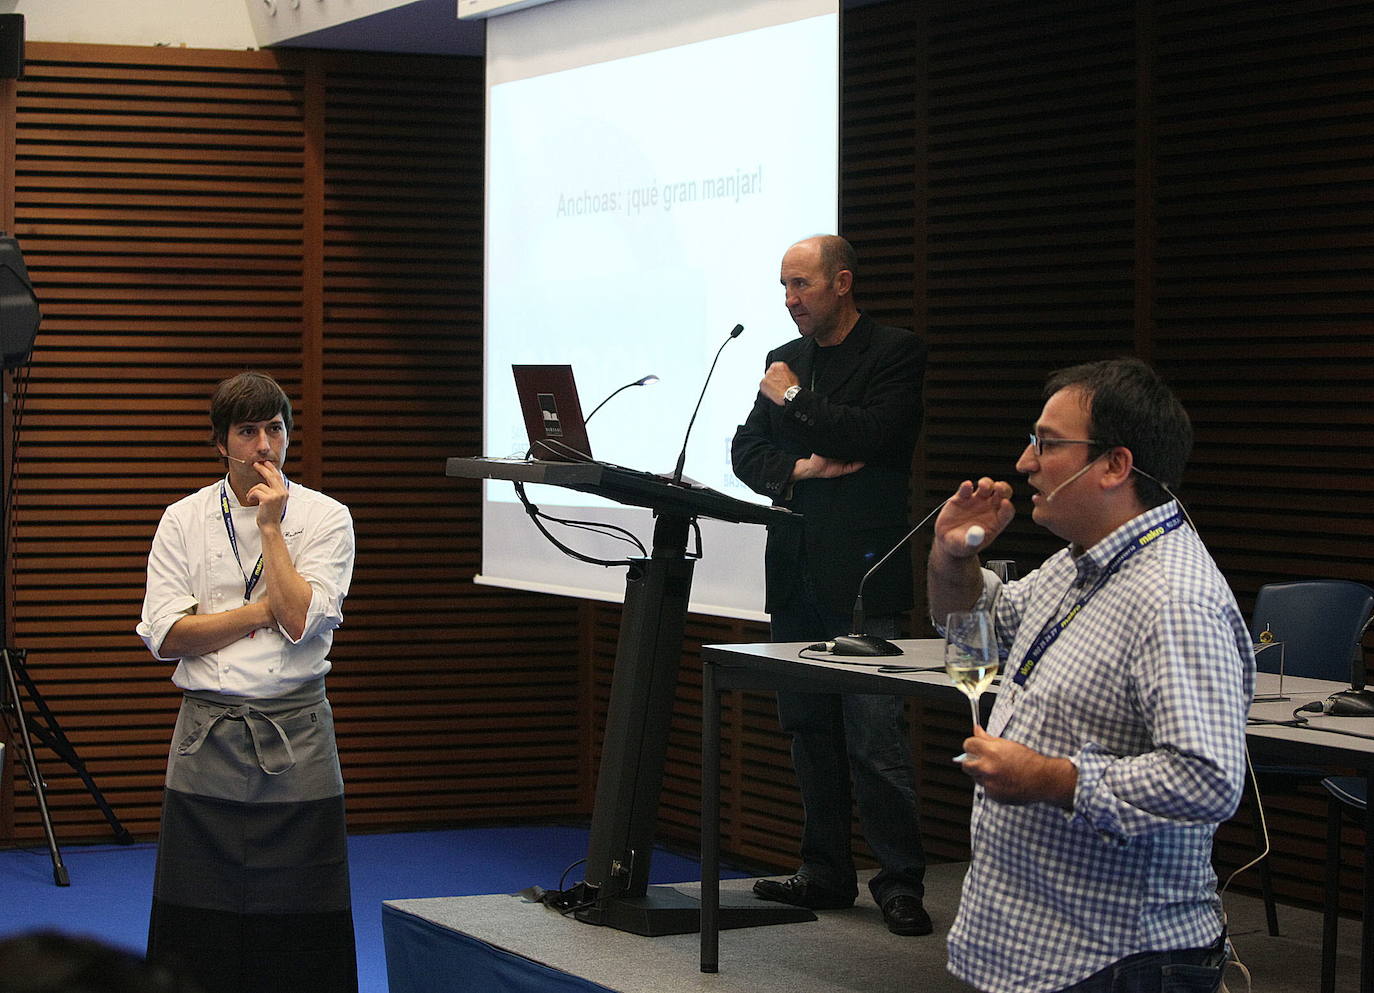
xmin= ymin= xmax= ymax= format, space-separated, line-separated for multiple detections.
xmin=1249 ymin=580 xmax=1374 ymax=683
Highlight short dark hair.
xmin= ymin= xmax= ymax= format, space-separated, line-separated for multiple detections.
xmin=208 ymin=372 xmax=293 ymax=446
xmin=1044 ymin=357 xmax=1191 ymax=508
xmin=815 ymin=235 xmax=858 ymax=283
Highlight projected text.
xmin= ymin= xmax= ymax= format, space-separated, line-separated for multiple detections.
xmin=557 ymin=165 xmax=764 ymax=219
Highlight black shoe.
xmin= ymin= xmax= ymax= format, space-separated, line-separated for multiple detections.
xmin=752 ymin=874 xmax=856 ymax=910
xmin=881 ymin=894 xmax=932 ymax=936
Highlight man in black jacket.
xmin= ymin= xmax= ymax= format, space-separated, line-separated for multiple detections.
xmin=731 ymin=235 xmax=930 ymax=936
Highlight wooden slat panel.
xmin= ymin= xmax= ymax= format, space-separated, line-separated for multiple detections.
xmin=2 ymin=43 xmax=310 ymax=844
xmin=921 ymin=0 xmax=1138 ymax=593
xmin=1149 ymin=0 xmax=1374 ymax=914
xmin=4 ymin=3 xmax=1373 ymax=928
xmin=605 ymin=2 xmax=963 ymax=877
xmin=633 ymin=0 xmax=1374 ymax=915
xmin=311 ymin=53 xmax=584 ymax=833
xmin=0 ymin=42 xmax=584 ymax=846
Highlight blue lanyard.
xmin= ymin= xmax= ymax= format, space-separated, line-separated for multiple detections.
xmin=220 ymin=477 xmax=289 ymax=602
xmin=1010 ymin=512 xmax=1184 ymax=687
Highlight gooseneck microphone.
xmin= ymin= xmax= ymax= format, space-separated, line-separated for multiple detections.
xmin=585 ymin=373 xmax=659 ymax=424
xmin=1322 ymin=615 xmax=1374 ymax=716
xmin=828 ymin=499 xmax=983 ymax=656
xmin=670 ymin=323 xmax=743 ymax=485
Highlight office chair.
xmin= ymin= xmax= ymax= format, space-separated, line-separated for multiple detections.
xmin=1245 ymin=580 xmax=1374 ymax=936
xmin=1319 ymin=776 xmax=1365 ymax=993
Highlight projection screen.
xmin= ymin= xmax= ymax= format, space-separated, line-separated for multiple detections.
xmin=479 ymin=0 xmax=840 ymax=619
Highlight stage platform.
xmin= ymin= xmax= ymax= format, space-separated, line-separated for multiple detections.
xmin=382 ymin=863 xmax=1358 ymax=993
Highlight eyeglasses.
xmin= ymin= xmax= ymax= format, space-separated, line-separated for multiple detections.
xmin=1026 ymin=433 xmax=1105 ymax=457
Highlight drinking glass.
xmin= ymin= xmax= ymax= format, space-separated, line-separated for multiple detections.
xmin=944 ymin=609 xmax=998 ymax=730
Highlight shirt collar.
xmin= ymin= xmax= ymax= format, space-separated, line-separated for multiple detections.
xmin=221 ymin=475 xmax=245 ymax=509
xmin=1073 ymin=500 xmax=1182 ymax=583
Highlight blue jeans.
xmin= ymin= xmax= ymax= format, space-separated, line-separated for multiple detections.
xmin=770 ymin=593 xmax=926 ymax=905
xmin=1056 ymin=934 xmax=1227 ymax=993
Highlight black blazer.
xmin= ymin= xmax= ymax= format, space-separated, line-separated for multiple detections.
xmin=731 ymin=314 xmax=927 ymax=616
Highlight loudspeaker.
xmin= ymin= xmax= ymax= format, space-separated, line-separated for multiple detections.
xmin=0 ymin=15 xmax=23 ymax=81
xmin=0 ymin=236 xmax=40 ymax=369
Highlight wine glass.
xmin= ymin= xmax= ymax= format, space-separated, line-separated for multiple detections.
xmin=944 ymin=609 xmax=998 ymax=731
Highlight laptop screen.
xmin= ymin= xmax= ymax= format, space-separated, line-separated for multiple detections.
xmin=512 ymin=364 xmax=593 ymax=462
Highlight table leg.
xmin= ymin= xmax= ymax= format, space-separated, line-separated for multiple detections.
xmin=701 ymin=660 xmax=720 ymax=973
xmin=1363 ymin=773 xmax=1373 ymax=993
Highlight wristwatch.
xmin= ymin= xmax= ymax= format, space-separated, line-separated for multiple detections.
xmin=782 ymin=385 xmax=802 ymax=404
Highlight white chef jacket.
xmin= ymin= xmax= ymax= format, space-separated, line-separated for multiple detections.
xmin=137 ymin=476 xmax=355 ymax=697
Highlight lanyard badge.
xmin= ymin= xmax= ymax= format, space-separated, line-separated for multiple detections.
xmin=1010 ymin=513 xmax=1183 ymax=687
xmin=219 ymin=477 xmax=290 ymax=602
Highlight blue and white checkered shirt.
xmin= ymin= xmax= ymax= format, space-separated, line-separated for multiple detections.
xmin=946 ymin=501 xmax=1255 ymax=993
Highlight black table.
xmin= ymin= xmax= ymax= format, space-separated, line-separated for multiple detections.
xmin=1247 ymin=675 xmax=1374 ymax=993
xmin=699 ymin=640 xmax=1374 ymax=990
xmin=699 ymin=639 xmax=954 ymax=972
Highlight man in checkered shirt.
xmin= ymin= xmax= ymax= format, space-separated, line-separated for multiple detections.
xmin=927 ymin=358 xmax=1254 ymax=993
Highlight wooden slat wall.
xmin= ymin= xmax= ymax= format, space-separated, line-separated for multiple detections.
xmin=1148 ymin=0 xmax=1374 ymax=914
xmin=915 ymin=0 xmax=1142 ymax=868
xmin=313 ymin=58 xmax=585 ymax=828
xmin=593 ymin=0 xmax=1374 ymax=914
xmin=587 ymin=2 xmax=958 ymax=876
xmin=921 ymin=0 xmax=1138 ymax=561
xmin=2 ymin=45 xmax=318 ymax=843
xmin=0 ymin=43 xmax=583 ymax=845
xmin=2 ymin=1 xmax=1372 ymax=921
xmin=1150 ymin=0 xmax=1374 ymax=593
xmin=914 ymin=0 xmax=1374 ymax=911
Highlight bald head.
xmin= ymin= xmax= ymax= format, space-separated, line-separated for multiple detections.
xmin=780 ymin=235 xmax=860 ymax=346
xmin=814 ymin=235 xmax=858 ymax=282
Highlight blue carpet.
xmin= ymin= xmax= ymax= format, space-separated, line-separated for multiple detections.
xmin=0 ymin=826 xmax=745 ymax=993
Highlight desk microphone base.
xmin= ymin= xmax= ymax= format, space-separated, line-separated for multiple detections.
xmin=1326 ymin=689 xmax=1374 ymax=716
xmin=574 ymin=885 xmax=815 ymax=937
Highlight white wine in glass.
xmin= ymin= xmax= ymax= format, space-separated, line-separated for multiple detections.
xmin=944 ymin=609 xmax=998 ymax=730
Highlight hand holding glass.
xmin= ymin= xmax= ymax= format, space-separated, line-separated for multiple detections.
xmin=944 ymin=610 xmax=998 ymax=731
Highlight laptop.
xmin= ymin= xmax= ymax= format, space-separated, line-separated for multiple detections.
xmin=512 ymin=364 xmax=594 ymax=462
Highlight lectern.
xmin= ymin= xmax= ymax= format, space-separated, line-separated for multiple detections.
xmin=446 ymin=457 xmax=812 ymax=936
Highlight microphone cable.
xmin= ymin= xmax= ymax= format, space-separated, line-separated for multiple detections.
xmin=1044 ymin=443 xmax=1199 ymax=539
xmin=1214 ymin=746 xmax=1265 ymax=993
xmin=1221 ymin=746 xmax=1271 ymax=900
xmin=513 ymin=357 xmax=717 ymax=566
xmin=512 ymin=478 xmax=645 ymax=567
xmin=1134 ymin=466 xmax=1200 ymax=538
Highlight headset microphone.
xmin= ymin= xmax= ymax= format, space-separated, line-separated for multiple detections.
xmin=1042 ymin=452 xmax=1106 ymax=503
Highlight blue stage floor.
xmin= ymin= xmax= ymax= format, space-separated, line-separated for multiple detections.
xmin=0 ymin=825 xmax=741 ymax=993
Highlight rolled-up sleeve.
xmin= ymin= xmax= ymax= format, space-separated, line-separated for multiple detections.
xmin=1070 ymin=598 xmax=1251 ymax=840
xmin=137 ymin=509 xmax=198 ymax=661
xmin=282 ymin=502 xmax=355 ymax=646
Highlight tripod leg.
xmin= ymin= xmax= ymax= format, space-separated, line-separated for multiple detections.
xmin=3 ymin=649 xmax=69 ymax=885
xmin=10 ymin=649 xmax=133 ymax=845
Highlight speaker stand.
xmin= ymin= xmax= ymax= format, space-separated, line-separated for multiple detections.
xmin=2 ymin=648 xmax=135 ymax=886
